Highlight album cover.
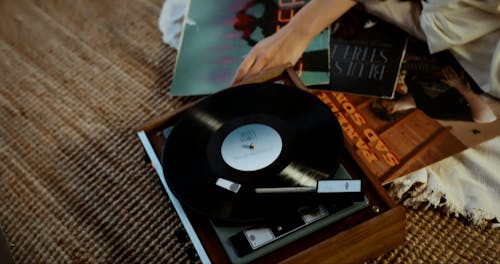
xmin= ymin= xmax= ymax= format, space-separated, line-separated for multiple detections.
xmin=313 ymin=6 xmax=408 ymax=99
xmin=313 ymin=37 xmax=500 ymax=184
xmin=169 ymin=0 xmax=330 ymax=96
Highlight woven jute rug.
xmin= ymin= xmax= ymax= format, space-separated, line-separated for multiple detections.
xmin=0 ymin=0 xmax=498 ymax=263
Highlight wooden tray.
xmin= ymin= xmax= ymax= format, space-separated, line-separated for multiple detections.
xmin=136 ymin=100 xmax=405 ymax=263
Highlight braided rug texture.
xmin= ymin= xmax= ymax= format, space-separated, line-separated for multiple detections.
xmin=0 ymin=0 xmax=498 ymax=263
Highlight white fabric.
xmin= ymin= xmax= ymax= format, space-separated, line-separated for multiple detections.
xmin=389 ymin=136 xmax=500 ymax=227
xmin=158 ymin=0 xmax=188 ymax=49
xmin=364 ymin=0 xmax=500 ymax=99
xmin=420 ymin=0 xmax=500 ymax=98
xmin=361 ymin=0 xmax=500 ymax=227
xmin=363 ymin=0 xmax=426 ymax=41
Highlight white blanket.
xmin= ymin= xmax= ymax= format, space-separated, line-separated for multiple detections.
xmin=389 ymin=136 xmax=500 ymax=226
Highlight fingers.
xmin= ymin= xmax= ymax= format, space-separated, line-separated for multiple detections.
xmin=232 ymin=53 xmax=256 ymax=86
xmin=234 ymin=63 xmax=292 ymax=86
xmin=232 ymin=48 xmax=274 ymax=85
xmin=242 ymin=56 xmax=268 ymax=80
xmin=231 ymin=51 xmax=276 ymax=86
xmin=232 ymin=58 xmax=288 ymax=86
xmin=231 ymin=28 xmax=305 ymax=86
xmin=442 ymin=66 xmax=459 ymax=80
xmin=441 ymin=67 xmax=452 ymax=79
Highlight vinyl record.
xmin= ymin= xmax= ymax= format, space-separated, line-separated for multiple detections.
xmin=162 ymin=83 xmax=343 ymax=223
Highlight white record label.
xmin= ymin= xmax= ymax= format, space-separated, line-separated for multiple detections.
xmin=221 ymin=123 xmax=282 ymax=172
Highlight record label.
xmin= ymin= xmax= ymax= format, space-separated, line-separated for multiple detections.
xmin=221 ymin=123 xmax=283 ymax=172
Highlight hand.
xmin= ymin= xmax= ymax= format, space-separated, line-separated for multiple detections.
xmin=231 ymin=0 xmax=356 ymax=86
xmin=231 ymin=25 xmax=312 ymax=86
xmin=441 ymin=66 xmax=469 ymax=92
xmin=441 ymin=66 xmax=497 ymax=123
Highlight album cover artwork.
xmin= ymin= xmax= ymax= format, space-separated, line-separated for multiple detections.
xmin=313 ymin=37 xmax=500 ymax=184
xmin=318 ymin=6 xmax=408 ymax=99
xmin=170 ymin=0 xmax=330 ymax=96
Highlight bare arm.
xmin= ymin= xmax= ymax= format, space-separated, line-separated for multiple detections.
xmin=232 ymin=0 xmax=357 ymax=85
xmin=441 ymin=67 xmax=497 ymax=123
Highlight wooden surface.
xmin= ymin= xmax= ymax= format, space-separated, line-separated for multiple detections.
xmin=282 ymin=207 xmax=405 ymax=264
xmin=139 ymin=105 xmax=406 ymax=263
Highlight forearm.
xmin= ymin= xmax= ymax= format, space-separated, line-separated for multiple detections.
xmin=286 ymin=0 xmax=357 ymax=41
xmin=446 ymin=80 xmax=497 ymax=123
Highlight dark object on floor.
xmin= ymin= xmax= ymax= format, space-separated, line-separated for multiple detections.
xmin=0 ymin=226 xmax=14 ymax=264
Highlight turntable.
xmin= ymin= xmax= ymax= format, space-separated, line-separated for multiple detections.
xmin=136 ymin=76 xmax=405 ymax=263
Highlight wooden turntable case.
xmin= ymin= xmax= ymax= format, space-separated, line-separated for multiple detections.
xmin=136 ymin=99 xmax=405 ymax=263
